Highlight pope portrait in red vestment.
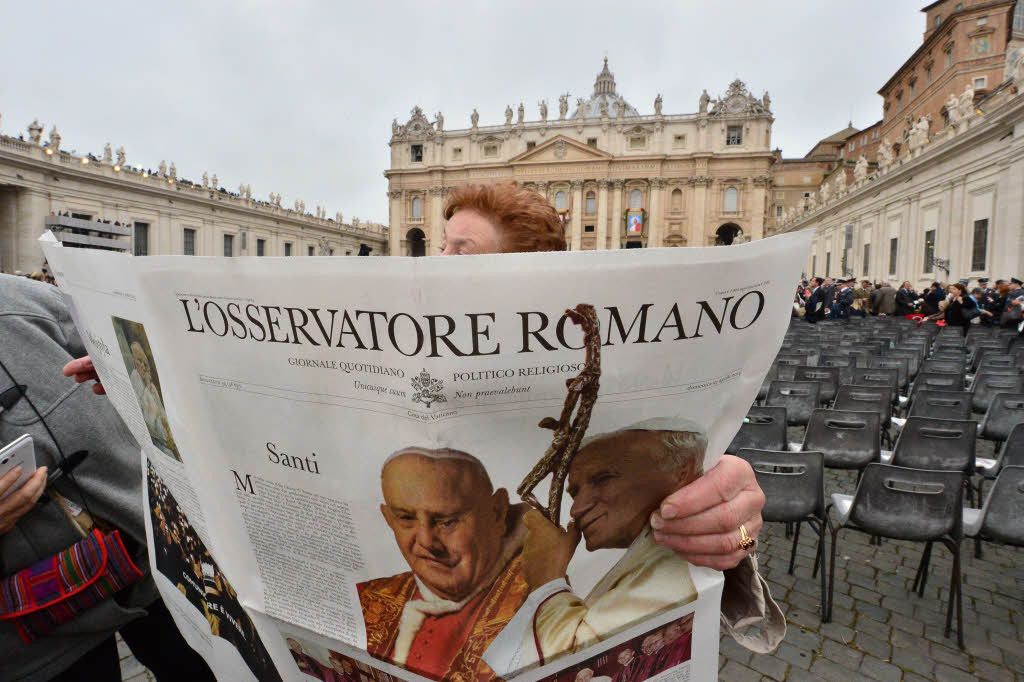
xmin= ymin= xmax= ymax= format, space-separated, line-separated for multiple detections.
xmin=356 ymin=447 xmax=530 ymax=681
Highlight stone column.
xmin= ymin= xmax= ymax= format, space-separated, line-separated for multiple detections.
xmin=610 ymin=179 xmax=624 ymax=249
xmin=388 ymin=189 xmax=403 ymax=256
xmin=750 ymin=176 xmax=768 ymax=240
xmin=647 ymin=179 xmax=664 ymax=247
xmin=536 ymin=180 xmax=549 ymax=204
xmin=570 ymin=180 xmax=584 ymax=251
xmin=690 ymin=177 xmax=709 ymax=247
xmin=596 ymin=179 xmax=610 ymax=250
xmin=429 ymin=186 xmax=446 ymax=253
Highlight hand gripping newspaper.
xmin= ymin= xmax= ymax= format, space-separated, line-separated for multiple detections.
xmin=41 ymin=231 xmax=811 ymax=682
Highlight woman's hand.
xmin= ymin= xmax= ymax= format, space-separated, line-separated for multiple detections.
xmin=651 ymin=455 xmax=765 ymax=571
xmin=62 ymin=356 xmax=105 ymax=394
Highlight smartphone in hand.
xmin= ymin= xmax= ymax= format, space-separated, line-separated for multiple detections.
xmin=0 ymin=435 xmax=36 ymax=501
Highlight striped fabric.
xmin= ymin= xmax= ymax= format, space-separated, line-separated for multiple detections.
xmin=0 ymin=529 xmax=142 ymax=643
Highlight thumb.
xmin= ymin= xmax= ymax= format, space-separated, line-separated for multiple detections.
xmin=565 ymin=520 xmax=582 ymax=548
xmin=523 ymin=509 xmax=547 ymax=530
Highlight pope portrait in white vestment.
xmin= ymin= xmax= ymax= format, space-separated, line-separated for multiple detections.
xmin=483 ymin=418 xmax=705 ymax=672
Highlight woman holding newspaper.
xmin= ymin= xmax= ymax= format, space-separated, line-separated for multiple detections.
xmin=64 ymin=181 xmax=784 ymax=657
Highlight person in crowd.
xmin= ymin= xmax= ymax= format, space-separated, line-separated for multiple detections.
xmin=853 ymin=280 xmax=872 ymax=315
xmin=0 ymin=273 xmax=215 ymax=681
xmin=895 ymin=281 xmax=917 ymax=315
xmin=820 ymin=277 xmax=836 ymax=315
xmin=971 ymin=288 xmax=997 ymax=325
xmin=874 ymin=281 xmax=898 ymax=316
xmin=655 ymin=617 xmax=692 ymax=671
xmin=611 ymin=648 xmax=639 ymax=682
xmin=286 ymin=638 xmax=324 ymax=680
xmin=943 ymin=282 xmax=979 ymax=335
xmin=923 ymin=282 xmax=945 ymax=315
xmin=66 ymin=181 xmax=783 ymax=656
xmin=510 ymin=421 xmax=707 ymax=664
xmin=833 ymin=279 xmax=855 ymax=319
xmin=804 ymin=277 xmax=826 ymax=323
xmin=357 ymin=447 xmax=528 ymax=681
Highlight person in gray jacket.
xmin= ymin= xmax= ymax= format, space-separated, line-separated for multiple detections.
xmin=874 ymin=282 xmax=898 ymax=316
xmin=0 ymin=274 xmax=213 ymax=681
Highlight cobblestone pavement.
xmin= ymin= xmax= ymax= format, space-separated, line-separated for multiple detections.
xmin=718 ymin=430 xmax=1024 ymax=681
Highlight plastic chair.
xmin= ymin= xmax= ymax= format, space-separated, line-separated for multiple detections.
xmin=864 ymin=356 xmax=910 ymax=391
xmin=726 ymin=406 xmax=787 ymax=454
xmin=886 ymin=348 xmax=922 ymax=380
xmin=801 ymin=409 xmax=880 ymax=471
xmin=888 ymin=416 xmax=977 ymax=507
xmin=852 ymin=367 xmax=900 ymax=402
xmin=834 ymin=385 xmax=894 ymax=447
xmin=970 ymin=373 xmax=1024 ymax=414
xmin=819 ymin=356 xmax=854 ymax=385
xmin=921 ymin=358 xmax=968 ymax=377
xmin=907 ymin=390 xmax=973 ymax=421
xmin=977 ymin=423 xmax=1024 ymax=498
xmin=978 ymin=392 xmax=1024 ymax=443
xmin=794 ymin=366 xmax=839 ymax=405
xmin=911 ymin=372 xmax=965 ymax=401
xmin=964 ymin=465 xmax=1024 ymax=556
xmin=738 ymin=449 xmax=829 ymax=619
xmin=828 ymin=464 xmax=964 ymax=648
xmin=766 ymin=381 xmax=820 ymax=426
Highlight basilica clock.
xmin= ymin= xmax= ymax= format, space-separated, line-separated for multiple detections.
xmin=725 ymin=95 xmax=745 ymax=114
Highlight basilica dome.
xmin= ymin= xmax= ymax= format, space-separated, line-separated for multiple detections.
xmin=571 ymin=58 xmax=640 ymax=119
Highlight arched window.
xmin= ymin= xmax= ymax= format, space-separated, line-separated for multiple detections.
xmin=671 ymin=188 xmax=683 ymax=211
xmin=411 ymin=196 xmax=423 ymax=219
xmin=724 ymin=187 xmax=739 ymax=212
xmin=585 ymin=191 xmax=596 ymax=215
xmin=554 ymin=191 xmax=568 ymax=211
xmin=629 ymin=189 xmax=643 ymax=209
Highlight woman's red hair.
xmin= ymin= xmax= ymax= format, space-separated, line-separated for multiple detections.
xmin=443 ymin=182 xmax=566 ymax=253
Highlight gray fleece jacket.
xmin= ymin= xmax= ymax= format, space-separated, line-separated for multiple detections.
xmin=0 ymin=274 xmax=159 ymax=681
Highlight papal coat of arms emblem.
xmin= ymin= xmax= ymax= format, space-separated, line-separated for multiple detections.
xmin=553 ymin=140 xmax=567 ymax=159
xmin=411 ymin=369 xmax=447 ymax=408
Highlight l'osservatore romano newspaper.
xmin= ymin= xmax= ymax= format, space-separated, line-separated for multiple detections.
xmin=42 ymin=230 xmax=811 ymax=681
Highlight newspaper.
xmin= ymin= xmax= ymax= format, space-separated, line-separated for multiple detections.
xmin=41 ymin=231 xmax=811 ymax=682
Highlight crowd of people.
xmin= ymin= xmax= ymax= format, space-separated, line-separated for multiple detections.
xmin=549 ymin=615 xmax=692 ymax=682
xmin=796 ymin=275 xmax=1024 ymax=334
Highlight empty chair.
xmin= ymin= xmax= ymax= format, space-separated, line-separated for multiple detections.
xmin=757 ymin=365 xmax=777 ymax=402
xmin=852 ymin=367 xmax=900 ymax=403
xmin=971 ymin=373 xmax=1024 ymax=414
xmin=921 ymin=358 xmax=968 ymax=376
xmin=975 ymin=424 xmax=1024 ymax=526
xmin=835 ymin=385 xmax=894 ymax=445
xmin=865 ymin=356 xmax=910 ymax=390
xmin=726 ymin=406 xmax=787 ymax=454
xmin=908 ymin=390 xmax=973 ymax=421
xmin=774 ymin=354 xmax=805 ymax=380
xmin=787 ymin=346 xmax=821 ymax=366
xmin=974 ymin=354 xmax=1020 ymax=375
xmin=828 ymin=464 xmax=965 ymax=648
xmin=889 ymin=418 xmax=976 ymax=504
xmin=888 ymin=347 xmax=923 ymax=379
xmin=964 ymin=466 xmax=1024 ymax=555
xmin=801 ymin=409 xmax=880 ymax=470
xmin=819 ymin=356 xmax=854 ymax=385
xmin=738 ymin=449 xmax=828 ymax=617
xmin=911 ymin=372 xmax=965 ymax=401
xmin=794 ymin=366 xmax=839 ymax=404
xmin=978 ymin=392 xmax=1024 ymax=443
xmin=766 ymin=381 xmax=820 ymax=426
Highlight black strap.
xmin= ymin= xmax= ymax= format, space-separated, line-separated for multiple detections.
xmin=0 ymin=357 xmax=96 ymax=522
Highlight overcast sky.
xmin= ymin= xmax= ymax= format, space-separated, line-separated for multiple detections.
xmin=0 ymin=1 xmax=923 ymax=224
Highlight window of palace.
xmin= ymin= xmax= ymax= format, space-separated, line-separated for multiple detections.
xmin=183 ymin=227 xmax=196 ymax=256
xmin=629 ymin=189 xmax=643 ymax=209
xmin=555 ymin=191 xmax=568 ymax=211
xmin=724 ymin=187 xmax=739 ymax=212
xmin=134 ymin=222 xmax=149 ymax=256
xmin=411 ymin=196 xmax=423 ymax=219
xmin=223 ymin=233 xmax=234 ymax=257
xmin=726 ymin=125 xmax=743 ymax=146
xmin=926 ymin=64 xmax=933 ymax=83
xmin=671 ymin=189 xmax=683 ymax=211
xmin=585 ymin=191 xmax=596 ymax=214
xmin=804 ymin=191 xmax=812 ymax=198
xmin=257 ymin=238 xmax=266 ymax=257
xmin=285 ymin=242 xmax=293 ymax=256
xmin=308 ymin=245 xmax=315 ymax=256
xmin=584 ymin=225 xmax=595 ymax=233
xmin=629 ymin=135 xmax=646 ymax=149
xmin=973 ymin=76 xmax=987 ymax=90
xmin=346 ymin=250 xmax=351 ymax=256
xmin=775 ymin=205 xmax=783 ymax=217
xmin=934 ymin=14 xmax=942 ymax=27
xmin=410 ymin=144 xmax=423 ymax=163
xmin=526 ymin=141 xmax=536 ymax=150
xmin=889 ymin=237 xmax=898 ymax=276
xmin=452 ymin=147 xmax=462 ymax=161
xmin=587 ymin=137 xmax=598 ymax=147
xmin=923 ymin=229 xmax=936 ymax=272
xmin=483 ymin=144 xmax=498 ymax=158
xmin=972 ymin=219 xmax=989 ymax=270
xmin=944 ymin=47 xmax=953 ymax=69
xmin=673 ymin=134 xmax=686 ymax=149
xmin=872 ymin=129 xmax=879 ymax=139
xmin=976 ymin=15 xmax=986 ymax=25
xmin=863 ymin=243 xmax=871 ymax=276
xmin=826 ymin=252 xmax=831 ymax=274
xmin=909 ymin=78 xmax=916 ymax=99
xmin=329 ymin=248 xmax=334 ymax=256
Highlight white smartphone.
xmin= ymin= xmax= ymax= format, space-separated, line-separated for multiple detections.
xmin=0 ymin=435 xmax=37 ymax=501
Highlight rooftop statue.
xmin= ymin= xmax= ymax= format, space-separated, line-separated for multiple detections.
xmin=957 ymin=84 xmax=975 ymax=121
xmin=854 ymin=154 xmax=869 ymax=184
xmin=699 ymin=90 xmax=710 ymax=115
xmin=48 ymin=126 xmax=61 ymax=153
xmin=202 ymin=171 xmax=209 ymax=188
xmin=945 ymin=93 xmax=961 ymax=127
xmin=558 ymin=93 xmax=569 ymax=120
xmin=471 ymin=108 xmax=479 ymax=128
xmin=103 ymin=143 xmax=112 ymax=164
xmin=505 ymin=105 xmax=513 ymax=125
xmin=762 ymin=91 xmax=771 ymax=112
xmin=435 ymin=111 xmax=444 ymax=131
xmin=169 ymin=162 xmax=176 ymax=179
xmin=654 ymin=93 xmax=663 ymax=115
xmin=116 ymin=147 xmax=126 ymax=167
xmin=28 ymin=119 xmax=43 ymax=144
xmin=539 ymin=99 xmax=548 ymax=122
xmin=517 ymin=102 xmax=525 ymax=124
xmin=158 ymin=160 xmax=167 ymax=176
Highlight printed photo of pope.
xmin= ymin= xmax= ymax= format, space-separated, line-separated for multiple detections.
xmin=483 ymin=417 xmax=705 ymax=672
xmin=356 ymin=447 xmax=531 ymax=681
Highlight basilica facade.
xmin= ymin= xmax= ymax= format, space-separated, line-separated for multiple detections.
xmin=385 ymin=60 xmax=776 ymax=256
